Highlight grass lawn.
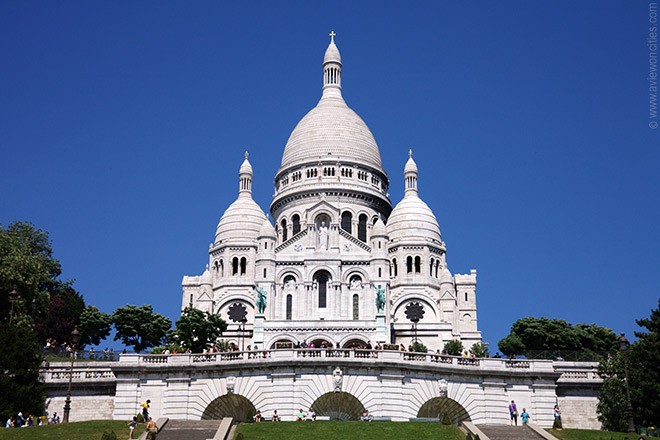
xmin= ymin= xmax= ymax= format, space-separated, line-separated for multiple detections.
xmin=0 ymin=420 xmax=145 ymax=440
xmin=548 ymin=428 xmax=653 ymax=440
xmin=233 ymin=421 xmax=466 ymax=440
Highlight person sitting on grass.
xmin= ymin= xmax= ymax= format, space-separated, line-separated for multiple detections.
xmin=254 ymin=410 xmax=263 ymax=422
xmin=306 ymin=407 xmax=316 ymax=421
xmin=361 ymin=410 xmax=374 ymax=422
xmin=271 ymin=410 xmax=280 ymax=422
xmin=296 ymin=409 xmax=306 ymax=421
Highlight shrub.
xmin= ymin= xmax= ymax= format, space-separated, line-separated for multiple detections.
xmin=470 ymin=342 xmax=489 ymax=358
xmin=235 ymin=434 xmax=244 ymax=440
xmin=475 ymin=436 xmax=481 ymax=440
xmin=552 ymin=418 xmax=562 ymax=429
xmin=466 ymin=434 xmax=473 ymax=440
xmin=412 ymin=342 xmax=428 ymax=353
xmin=444 ymin=340 xmax=464 ymax=356
xmin=101 ymin=431 xmax=118 ymax=440
xmin=136 ymin=413 xmax=144 ymax=423
xmin=441 ymin=410 xmax=452 ymax=425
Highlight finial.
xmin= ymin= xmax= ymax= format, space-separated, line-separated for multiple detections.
xmin=245 ymin=151 xmax=249 ymax=160
xmin=408 ymin=149 xmax=413 ymax=158
xmin=329 ymin=30 xmax=336 ymax=43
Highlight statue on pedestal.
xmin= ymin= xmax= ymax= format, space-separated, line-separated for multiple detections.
xmin=318 ymin=221 xmax=329 ymax=250
xmin=375 ymin=285 xmax=386 ymax=313
xmin=254 ymin=285 xmax=267 ymax=314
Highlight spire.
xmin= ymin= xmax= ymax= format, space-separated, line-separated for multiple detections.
xmin=239 ymin=151 xmax=253 ymax=195
xmin=322 ymin=31 xmax=342 ymax=98
xmin=404 ymin=149 xmax=418 ymax=195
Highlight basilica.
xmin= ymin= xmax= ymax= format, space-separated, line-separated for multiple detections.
xmin=181 ymin=34 xmax=481 ymax=351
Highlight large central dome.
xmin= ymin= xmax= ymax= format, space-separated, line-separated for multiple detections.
xmin=279 ymin=36 xmax=384 ymax=173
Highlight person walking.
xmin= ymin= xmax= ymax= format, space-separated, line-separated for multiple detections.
xmin=141 ymin=399 xmax=151 ymax=421
xmin=521 ymin=408 xmax=530 ymax=425
xmin=145 ymin=417 xmax=158 ymax=439
xmin=509 ymin=400 xmax=518 ymax=426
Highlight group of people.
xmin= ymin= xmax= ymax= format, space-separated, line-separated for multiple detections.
xmin=130 ymin=400 xmax=158 ymax=439
xmin=4 ymin=411 xmax=60 ymax=428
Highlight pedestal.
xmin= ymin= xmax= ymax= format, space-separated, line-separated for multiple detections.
xmin=252 ymin=314 xmax=265 ymax=347
xmin=376 ymin=312 xmax=387 ymax=343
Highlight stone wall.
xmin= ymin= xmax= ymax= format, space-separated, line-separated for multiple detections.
xmin=44 ymin=395 xmax=115 ymax=422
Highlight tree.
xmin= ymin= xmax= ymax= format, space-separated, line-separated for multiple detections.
xmin=471 ymin=342 xmax=489 ymax=358
xmin=0 ymin=323 xmax=46 ymax=422
xmin=596 ymin=352 xmax=628 ymax=431
xmin=79 ymin=305 xmax=112 ymax=347
xmin=444 ymin=339 xmax=464 ymax=356
xmin=112 ymin=305 xmax=171 ymax=352
xmin=168 ymin=306 xmax=228 ymax=353
xmin=498 ymin=317 xmax=618 ymax=357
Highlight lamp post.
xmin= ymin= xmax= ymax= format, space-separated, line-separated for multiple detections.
xmin=8 ymin=289 xmax=19 ymax=326
xmin=618 ymin=333 xmax=635 ymax=434
xmin=62 ymin=327 xmax=82 ymax=423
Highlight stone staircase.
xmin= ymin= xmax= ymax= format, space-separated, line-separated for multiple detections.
xmin=153 ymin=419 xmax=224 ymax=440
xmin=475 ymin=424 xmax=552 ymax=440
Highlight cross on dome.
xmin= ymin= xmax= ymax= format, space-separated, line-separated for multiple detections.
xmin=245 ymin=151 xmax=249 ymax=159
xmin=409 ymin=149 xmax=413 ymax=158
xmin=329 ymin=30 xmax=336 ymax=43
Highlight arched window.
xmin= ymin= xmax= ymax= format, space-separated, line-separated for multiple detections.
xmin=286 ymin=294 xmax=292 ymax=320
xmin=281 ymin=219 xmax=288 ymax=242
xmin=341 ymin=211 xmax=352 ymax=234
xmin=263 ymin=268 xmax=267 ymax=278
xmin=190 ymin=293 xmax=193 ymax=304
xmin=264 ymin=241 xmax=268 ymax=250
xmin=353 ymin=294 xmax=359 ymax=320
xmin=435 ymin=261 xmax=440 ymax=278
xmin=240 ymin=257 xmax=247 ymax=275
xmin=232 ymin=257 xmax=239 ymax=276
xmin=315 ymin=271 xmax=330 ymax=308
xmin=430 ymin=258 xmax=434 ymax=276
xmin=378 ymin=267 xmax=382 ymax=277
xmin=358 ymin=214 xmax=368 ymax=242
xmin=414 ymin=256 xmax=421 ymax=273
xmin=292 ymin=214 xmax=301 ymax=235
xmin=406 ymin=256 xmax=413 ymax=274
xmin=392 ymin=258 xmax=398 ymax=276
xmin=465 ymin=291 xmax=468 ymax=302
xmin=219 ymin=259 xmax=224 ymax=276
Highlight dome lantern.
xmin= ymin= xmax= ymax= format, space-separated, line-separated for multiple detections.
xmin=404 ymin=149 xmax=418 ymax=195
xmin=239 ymin=151 xmax=253 ymax=194
xmin=322 ymin=31 xmax=342 ymax=98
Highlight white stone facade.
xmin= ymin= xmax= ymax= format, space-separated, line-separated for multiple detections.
xmin=182 ymin=35 xmax=481 ymax=352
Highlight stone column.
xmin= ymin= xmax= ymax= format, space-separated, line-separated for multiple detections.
xmin=481 ymin=380 xmax=509 ymax=425
xmin=252 ymin=314 xmax=265 ymax=346
xmin=113 ymin=377 xmax=140 ymax=420
xmin=165 ymin=377 xmax=191 ymax=420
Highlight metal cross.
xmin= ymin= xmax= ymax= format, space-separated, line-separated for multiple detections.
xmin=329 ymin=31 xmax=336 ymax=43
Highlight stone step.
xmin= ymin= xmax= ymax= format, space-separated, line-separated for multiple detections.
xmin=476 ymin=424 xmax=547 ymax=440
xmin=155 ymin=420 xmax=223 ymax=440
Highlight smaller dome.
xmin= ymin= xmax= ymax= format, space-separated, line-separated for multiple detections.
xmin=259 ymin=217 xmax=276 ymax=238
xmin=404 ymin=150 xmax=418 ymax=174
xmin=200 ymin=265 xmax=212 ymax=285
xmin=439 ymin=266 xmax=453 ymax=285
xmin=372 ymin=218 xmax=388 ymax=237
xmin=387 ymin=195 xmax=442 ymax=243
xmin=239 ymin=152 xmax=253 ymax=176
xmin=215 ymin=194 xmax=266 ymax=244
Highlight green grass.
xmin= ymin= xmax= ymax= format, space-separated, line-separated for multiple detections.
xmin=233 ymin=421 xmax=466 ymax=440
xmin=548 ymin=428 xmax=653 ymax=440
xmin=0 ymin=420 xmax=145 ymax=440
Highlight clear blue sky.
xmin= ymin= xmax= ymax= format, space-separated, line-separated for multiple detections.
xmin=1 ymin=2 xmax=658 ymax=350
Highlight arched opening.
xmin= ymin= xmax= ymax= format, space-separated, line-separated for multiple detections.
xmin=353 ymin=294 xmax=359 ymax=320
xmin=219 ymin=260 xmax=224 ymax=277
xmin=406 ymin=256 xmax=413 ymax=274
xmin=314 ymin=270 xmax=330 ymax=309
xmin=392 ymin=258 xmax=398 ymax=276
xmin=342 ymin=338 xmax=367 ymax=349
xmin=281 ymin=219 xmax=288 ymax=242
xmin=357 ymin=214 xmax=367 ymax=242
xmin=240 ymin=257 xmax=247 ymax=275
xmin=292 ymin=214 xmax=301 ymax=235
xmin=270 ymin=338 xmax=294 ymax=349
xmin=417 ymin=397 xmax=471 ymax=425
xmin=311 ymin=392 xmax=365 ymax=421
xmin=341 ymin=211 xmax=352 ymax=234
xmin=286 ymin=294 xmax=292 ymax=320
xmin=435 ymin=260 xmax=440 ymax=278
xmin=232 ymin=257 xmax=238 ymax=276
xmin=414 ymin=256 xmax=421 ymax=273
xmin=202 ymin=394 xmax=257 ymax=422
xmin=430 ymin=258 xmax=434 ymax=276
xmin=309 ymin=338 xmax=333 ymax=348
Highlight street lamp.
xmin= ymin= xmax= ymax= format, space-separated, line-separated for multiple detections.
xmin=8 ymin=289 xmax=19 ymax=326
xmin=618 ymin=333 xmax=635 ymax=434
xmin=62 ymin=327 xmax=82 ymax=423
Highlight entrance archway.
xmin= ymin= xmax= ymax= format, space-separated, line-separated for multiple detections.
xmin=310 ymin=392 xmax=365 ymax=421
xmin=342 ymin=338 xmax=367 ymax=349
xmin=417 ymin=397 xmax=471 ymax=424
xmin=202 ymin=394 xmax=256 ymax=422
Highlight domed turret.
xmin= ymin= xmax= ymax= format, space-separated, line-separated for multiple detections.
xmin=387 ymin=151 xmax=442 ymax=243
xmin=371 ymin=218 xmax=388 ymax=238
xmin=215 ymin=153 xmax=266 ymax=244
xmin=439 ymin=265 xmax=454 ymax=285
xmin=258 ymin=217 xmax=276 ymax=238
xmin=200 ymin=265 xmax=212 ymax=285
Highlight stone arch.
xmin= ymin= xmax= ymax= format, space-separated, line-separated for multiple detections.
xmin=311 ymin=391 xmax=366 ymax=421
xmin=278 ymin=268 xmax=303 ymax=284
xmin=341 ymin=267 xmax=369 ymax=284
xmin=417 ymin=397 xmax=471 ymax=424
xmin=341 ymin=337 xmax=369 ymax=349
xmin=202 ymin=394 xmax=256 ymax=422
xmin=392 ymin=296 xmax=438 ymax=324
xmin=269 ymin=337 xmax=296 ymax=349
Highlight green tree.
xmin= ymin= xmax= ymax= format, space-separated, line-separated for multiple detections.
xmin=498 ymin=317 xmax=618 ymax=357
xmin=596 ymin=352 xmax=628 ymax=431
xmin=79 ymin=305 xmax=112 ymax=347
xmin=0 ymin=323 xmax=46 ymax=421
xmin=471 ymin=342 xmax=489 ymax=358
xmin=444 ymin=339 xmax=464 ymax=356
xmin=113 ymin=305 xmax=172 ymax=353
xmin=412 ymin=341 xmax=428 ymax=353
xmin=168 ymin=306 xmax=228 ymax=353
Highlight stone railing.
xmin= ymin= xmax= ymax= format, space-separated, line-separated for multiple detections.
xmin=553 ymin=361 xmax=601 ymax=383
xmin=114 ymin=350 xmax=556 ymax=373
xmin=41 ymin=367 xmax=116 ymax=383
xmin=338 ymin=228 xmax=371 ymax=252
xmin=274 ymin=229 xmax=308 ymax=253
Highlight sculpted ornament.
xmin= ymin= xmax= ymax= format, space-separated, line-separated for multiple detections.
xmin=333 ymin=367 xmax=343 ymax=392
xmin=318 ymin=221 xmax=329 ymax=250
xmin=254 ymin=285 xmax=267 ymax=314
xmin=375 ymin=285 xmax=386 ymax=313
xmin=438 ymin=378 xmax=448 ymax=397
xmin=226 ymin=376 xmax=236 ymax=394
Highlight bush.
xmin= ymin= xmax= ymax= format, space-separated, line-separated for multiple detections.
xmin=470 ymin=342 xmax=489 ymax=358
xmin=412 ymin=342 xmax=428 ymax=353
xmin=466 ymin=434 xmax=474 ymax=440
xmin=235 ymin=434 xmax=244 ymax=440
xmin=552 ymin=418 xmax=562 ymax=429
xmin=101 ymin=431 xmax=118 ymax=440
xmin=444 ymin=340 xmax=464 ymax=356
xmin=136 ymin=413 xmax=144 ymax=423
xmin=441 ymin=410 xmax=452 ymax=425
xmin=475 ymin=436 xmax=481 ymax=440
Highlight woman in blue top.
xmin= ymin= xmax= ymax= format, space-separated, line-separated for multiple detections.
xmin=521 ymin=408 xmax=530 ymax=425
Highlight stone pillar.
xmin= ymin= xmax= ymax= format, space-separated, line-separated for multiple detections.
xmin=375 ymin=313 xmax=387 ymax=343
xmin=481 ymin=380 xmax=509 ymax=425
xmin=379 ymin=371 xmax=406 ymax=421
xmin=252 ymin=314 xmax=265 ymax=346
xmin=113 ymin=378 xmax=140 ymax=420
xmin=165 ymin=377 xmax=191 ymax=420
